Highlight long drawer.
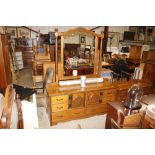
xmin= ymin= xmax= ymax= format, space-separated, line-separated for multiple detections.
xmin=52 ymin=111 xmax=70 ymax=122
xmin=52 ymin=108 xmax=85 ymax=123
xmin=71 ymin=108 xmax=85 ymax=119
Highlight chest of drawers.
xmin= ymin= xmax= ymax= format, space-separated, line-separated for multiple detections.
xmin=48 ymin=83 xmax=117 ymax=125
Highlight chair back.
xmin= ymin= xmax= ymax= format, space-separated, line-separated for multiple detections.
xmin=0 ymin=85 xmax=22 ymax=129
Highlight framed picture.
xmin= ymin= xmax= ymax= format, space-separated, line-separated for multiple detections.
xmin=103 ymin=54 xmax=110 ymax=63
xmin=17 ymin=27 xmax=31 ymax=38
xmin=138 ymin=26 xmax=146 ymax=41
xmin=80 ymin=35 xmax=86 ymax=44
xmin=107 ymin=32 xmax=120 ymax=48
xmin=146 ymin=27 xmax=154 ymax=42
xmin=5 ymin=27 xmax=17 ymax=38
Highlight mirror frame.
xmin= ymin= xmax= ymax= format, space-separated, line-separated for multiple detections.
xmin=58 ymin=27 xmax=104 ymax=81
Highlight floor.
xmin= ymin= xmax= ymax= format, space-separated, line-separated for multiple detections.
xmin=16 ymin=68 xmax=106 ymax=129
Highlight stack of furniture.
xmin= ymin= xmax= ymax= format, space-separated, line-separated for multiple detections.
xmin=45 ymin=27 xmax=153 ymax=126
xmin=142 ymin=60 xmax=155 ymax=88
xmin=15 ymin=38 xmax=34 ymax=69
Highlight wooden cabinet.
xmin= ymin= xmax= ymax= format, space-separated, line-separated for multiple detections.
xmin=22 ymin=50 xmax=34 ymax=68
xmin=129 ymin=45 xmax=142 ymax=59
xmin=0 ymin=34 xmax=12 ymax=91
xmin=141 ymin=51 xmax=155 ymax=62
xmin=142 ymin=60 xmax=155 ymax=88
xmin=47 ymin=83 xmax=117 ymax=125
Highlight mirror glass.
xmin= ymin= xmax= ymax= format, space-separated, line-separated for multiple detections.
xmin=63 ymin=32 xmax=95 ymax=76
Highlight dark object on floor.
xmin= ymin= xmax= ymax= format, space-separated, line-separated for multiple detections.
xmin=13 ymin=84 xmax=36 ymax=100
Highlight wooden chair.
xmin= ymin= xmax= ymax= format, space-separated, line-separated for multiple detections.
xmin=0 ymin=85 xmax=39 ymax=129
xmin=32 ymin=62 xmax=55 ymax=94
xmin=110 ymin=112 xmax=143 ymax=129
xmin=106 ymin=101 xmax=145 ymax=129
xmin=0 ymin=85 xmax=23 ymax=129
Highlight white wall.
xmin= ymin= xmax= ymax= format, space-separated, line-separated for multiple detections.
xmin=109 ymin=26 xmax=129 ymax=40
xmin=29 ymin=26 xmax=128 ymax=34
xmin=29 ymin=26 xmax=129 ymax=53
xmin=29 ymin=26 xmax=95 ymax=34
xmin=0 ymin=26 xmax=4 ymax=34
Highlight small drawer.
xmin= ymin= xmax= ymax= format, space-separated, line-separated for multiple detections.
xmin=51 ymin=95 xmax=68 ymax=105
xmin=51 ymin=103 xmax=68 ymax=112
xmin=105 ymin=89 xmax=116 ymax=96
xmin=102 ymin=96 xmax=116 ymax=104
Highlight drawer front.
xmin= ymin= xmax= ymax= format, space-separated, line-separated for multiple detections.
xmin=101 ymin=89 xmax=116 ymax=104
xmin=72 ymin=93 xmax=85 ymax=108
xmin=104 ymin=89 xmax=116 ymax=97
xmin=86 ymin=105 xmax=106 ymax=115
xmin=71 ymin=108 xmax=85 ymax=118
xmin=52 ymin=111 xmax=69 ymax=122
xmin=117 ymin=90 xmax=128 ymax=101
xmin=51 ymin=95 xmax=68 ymax=105
xmin=52 ymin=103 xmax=68 ymax=112
xmin=86 ymin=91 xmax=100 ymax=106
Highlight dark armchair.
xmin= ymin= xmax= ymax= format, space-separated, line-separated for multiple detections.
xmin=111 ymin=58 xmax=134 ymax=81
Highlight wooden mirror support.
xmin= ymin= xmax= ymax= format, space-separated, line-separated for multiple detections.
xmin=57 ymin=27 xmax=104 ymax=81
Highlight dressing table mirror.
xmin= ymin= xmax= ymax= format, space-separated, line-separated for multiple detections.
xmin=58 ymin=27 xmax=103 ymax=81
